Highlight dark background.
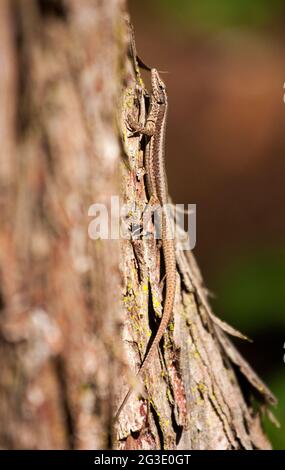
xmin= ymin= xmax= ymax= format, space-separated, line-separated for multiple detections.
xmin=130 ymin=0 xmax=285 ymax=448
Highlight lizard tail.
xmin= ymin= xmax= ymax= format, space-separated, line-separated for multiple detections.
xmin=114 ymin=237 xmax=176 ymax=423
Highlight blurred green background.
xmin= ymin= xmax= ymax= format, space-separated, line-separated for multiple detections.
xmin=156 ymin=0 xmax=285 ymax=31
xmin=130 ymin=0 xmax=285 ymax=449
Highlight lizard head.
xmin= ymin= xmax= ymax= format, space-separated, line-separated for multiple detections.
xmin=151 ymin=68 xmax=167 ymax=105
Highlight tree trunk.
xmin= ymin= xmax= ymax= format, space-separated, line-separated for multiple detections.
xmin=0 ymin=0 xmax=123 ymax=449
xmin=0 ymin=0 xmax=276 ymax=450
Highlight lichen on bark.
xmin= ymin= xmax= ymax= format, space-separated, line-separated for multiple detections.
xmin=115 ymin=18 xmax=276 ymax=450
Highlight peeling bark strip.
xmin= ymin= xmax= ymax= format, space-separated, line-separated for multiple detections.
xmin=0 ymin=0 xmax=124 ymax=449
xmin=0 ymin=0 xmax=276 ymax=450
xmin=115 ymin=22 xmax=276 ymax=450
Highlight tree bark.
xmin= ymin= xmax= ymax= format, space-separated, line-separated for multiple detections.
xmin=0 ymin=0 xmax=276 ymax=450
xmin=0 ymin=0 xmax=124 ymax=449
xmin=115 ymin=30 xmax=276 ymax=450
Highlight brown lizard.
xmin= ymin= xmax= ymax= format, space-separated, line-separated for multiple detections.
xmin=114 ymin=69 xmax=176 ymax=422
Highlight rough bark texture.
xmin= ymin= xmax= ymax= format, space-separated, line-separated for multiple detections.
xmin=0 ymin=0 xmax=124 ymax=449
xmin=0 ymin=0 xmax=276 ymax=450
xmin=114 ymin=16 xmax=276 ymax=451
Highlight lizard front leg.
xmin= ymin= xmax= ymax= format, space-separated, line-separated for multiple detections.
xmin=126 ymin=105 xmax=159 ymax=203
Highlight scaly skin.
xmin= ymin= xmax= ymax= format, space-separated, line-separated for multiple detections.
xmin=115 ymin=70 xmax=176 ymax=422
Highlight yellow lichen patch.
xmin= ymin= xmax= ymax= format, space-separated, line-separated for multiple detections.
xmin=153 ymin=299 xmax=161 ymax=311
xmin=143 ymin=376 xmax=150 ymax=390
xmin=123 ymin=88 xmax=135 ymax=110
xmin=166 ymin=387 xmax=173 ymax=403
xmin=198 ymin=382 xmax=207 ymax=393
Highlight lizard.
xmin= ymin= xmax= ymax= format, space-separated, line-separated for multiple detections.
xmin=114 ymin=68 xmax=176 ymax=422
xmin=119 ymin=23 xmax=277 ymax=415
